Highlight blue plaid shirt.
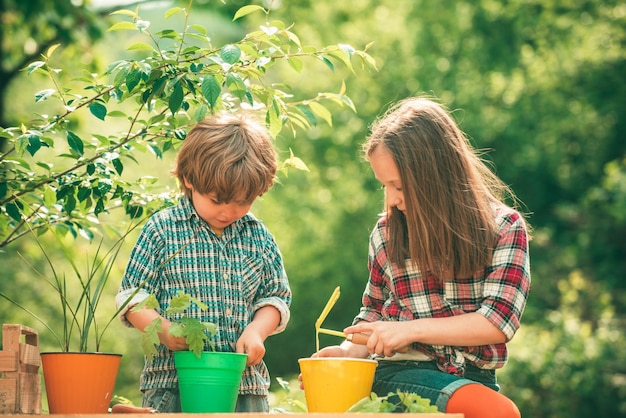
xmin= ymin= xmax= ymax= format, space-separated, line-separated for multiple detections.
xmin=116 ymin=196 xmax=291 ymax=396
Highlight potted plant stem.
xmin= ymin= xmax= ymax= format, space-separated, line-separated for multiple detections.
xmin=135 ymin=292 xmax=248 ymax=413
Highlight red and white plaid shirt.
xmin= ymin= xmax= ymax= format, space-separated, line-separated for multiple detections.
xmin=354 ymin=205 xmax=531 ymax=376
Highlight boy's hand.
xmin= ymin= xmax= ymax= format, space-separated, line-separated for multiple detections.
xmin=161 ymin=332 xmax=188 ymax=352
xmin=236 ymin=328 xmax=265 ymax=366
xmin=236 ymin=305 xmax=281 ymax=366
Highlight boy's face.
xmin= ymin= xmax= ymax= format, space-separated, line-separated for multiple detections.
xmin=185 ymin=180 xmax=253 ymax=235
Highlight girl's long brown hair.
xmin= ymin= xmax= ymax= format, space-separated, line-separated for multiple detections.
xmin=364 ymin=97 xmax=522 ymax=280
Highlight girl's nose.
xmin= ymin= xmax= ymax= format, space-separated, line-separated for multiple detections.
xmin=387 ymin=190 xmax=402 ymax=208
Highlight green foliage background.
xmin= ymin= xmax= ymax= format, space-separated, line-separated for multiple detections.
xmin=1 ymin=1 xmax=625 ymax=416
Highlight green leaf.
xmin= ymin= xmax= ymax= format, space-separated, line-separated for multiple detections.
xmin=43 ymin=44 xmax=61 ymax=59
xmin=286 ymin=56 xmax=303 ymax=73
xmin=338 ymin=43 xmax=356 ymax=58
xmin=5 ymin=203 xmax=22 ymax=222
xmin=189 ymin=24 xmax=207 ymax=36
xmin=125 ymin=69 xmax=142 ymax=93
xmin=77 ymin=187 xmax=91 ymax=202
xmin=294 ymin=104 xmax=317 ymax=126
xmin=26 ymin=61 xmax=46 ymax=75
xmin=127 ymin=42 xmax=155 ymax=52
xmin=168 ymin=81 xmax=184 ymax=114
xmin=4 ymin=158 xmax=31 ymax=169
xmin=66 ymin=131 xmax=84 ymax=156
xmin=225 ymin=73 xmax=247 ymax=100
xmin=201 ymin=76 xmax=221 ymax=108
xmin=167 ymin=291 xmax=192 ymax=314
xmin=314 ymin=54 xmax=335 ymax=72
xmin=107 ymin=21 xmax=138 ymax=32
xmin=328 ymin=50 xmax=355 ymax=74
xmin=282 ymin=149 xmax=310 ymax=172
xmin=221 ymin=44 xmax=241 ymax=65
xmin=26 ymin=135 xmax=43 ymax=156
xmin=112 ymin=158 xmax=123 ymax=175
xmin=194 ymin=104 xmax=209 ymax=122
xmin=165 ymin=7 xmax=185 ymax=19
xmin=95 ymin=179 xmax=113 ymax=197
xmin=308 ymin=101 xmax=333 ymax=127
xmin=63 ymin=190 xmax=76 ymax=214
xmin=109 ymin=9 xmax=138 ymax=17
xmin=89 ymin=102 xmax=107 ymax=121
xmin=35 ymin=89 xmax=56 ymax=103
xmin=94 ymin=197 xmax=105 ymax=216
xmin=142 ymin=318 xmax=163 ymax=359
xmin=267 ymin=101 xmax=283 ymax=138
xmin=179 ymin=317 xmax=209 ymax=356
xmin=233 ymin=5 xmax=265 ymax=21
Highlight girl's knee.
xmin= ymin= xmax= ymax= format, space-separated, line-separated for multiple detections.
xmin=446 ymin=383 xmax=520 ymax=418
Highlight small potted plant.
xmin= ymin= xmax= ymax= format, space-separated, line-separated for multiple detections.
xmin=0 ymin=222 xmax=146 ymax=414
xmin=135 ymin=292 xmax=248 ymax=413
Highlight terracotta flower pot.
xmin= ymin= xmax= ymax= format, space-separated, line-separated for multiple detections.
xmin=41 ymin=352 xmax=121 ymax=414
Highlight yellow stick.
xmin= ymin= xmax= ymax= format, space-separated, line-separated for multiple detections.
xmin=318 ymin=327 xmax=347 ymax=338
xmin=315 ymin=286 xmax=341 ymax=352
xmin=315 ymin=286 xmax=341 ymax=328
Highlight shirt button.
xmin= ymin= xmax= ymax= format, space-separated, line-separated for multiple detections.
xmin=225 ymin=308 xmax=232 ymax=316
xmin=222 ymin=273 xmax=228 ymax=279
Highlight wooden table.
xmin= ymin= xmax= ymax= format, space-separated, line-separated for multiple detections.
xmin=1 ymin=414 xmax=463 ymax=417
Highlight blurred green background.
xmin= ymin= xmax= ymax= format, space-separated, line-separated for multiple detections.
xmin=1 ymin=1 xmax=625 ymax=417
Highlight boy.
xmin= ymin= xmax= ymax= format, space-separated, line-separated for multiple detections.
xmin=116 ymin=112 xmax=291 ymax=413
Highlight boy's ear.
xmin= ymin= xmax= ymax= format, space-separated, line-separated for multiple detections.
xmin=183 ymin=177 xmax=193 ymax=189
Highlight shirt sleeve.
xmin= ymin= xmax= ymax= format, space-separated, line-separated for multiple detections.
xmin=252 ymin=231 xmax=292 ymax=334
xmin=477 ymin=210 xmax=531 ymax=341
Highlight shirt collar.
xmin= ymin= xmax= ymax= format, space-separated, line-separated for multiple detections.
xmin=173 ymin=195 xmax=257 ymax=234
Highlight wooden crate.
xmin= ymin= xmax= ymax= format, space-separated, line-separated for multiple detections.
xmin=0 ymin=324 xmax=41 ymax=414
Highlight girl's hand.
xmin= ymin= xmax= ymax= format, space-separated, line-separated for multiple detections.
xmin=314 ymin=344 xmax=348 ymax=358
xmin=236 ymin=328 xmax=266 ymax=366
xmin=344 ymin=321 xmax=410 ymax=357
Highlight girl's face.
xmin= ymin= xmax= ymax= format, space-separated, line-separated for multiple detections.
xmin=369 ymin=146 xmax=406 ymax=214
xmin=184 ymin=179 xmax=253 ymax=235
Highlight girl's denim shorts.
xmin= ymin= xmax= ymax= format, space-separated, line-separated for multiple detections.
xmin=372 ymin=360 xmax=499 ymax=412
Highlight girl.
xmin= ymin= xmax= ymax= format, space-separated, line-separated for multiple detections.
xmin=315 ymin=97 xmax=530 ymax=418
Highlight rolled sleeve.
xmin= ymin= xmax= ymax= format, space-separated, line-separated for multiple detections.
xmin=115 ymin=288 xmax=152 ymax=328
xmin=253 ymin=297 xmax=291 ymax=334
xmin=478 ymin=213 xmax=531 ymax=341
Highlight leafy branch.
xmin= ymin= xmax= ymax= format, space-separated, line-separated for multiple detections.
xmin=0 ymin=1 xmax=376 ymax=249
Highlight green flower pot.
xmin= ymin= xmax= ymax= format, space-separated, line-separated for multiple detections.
xmin=174 ymin=351 xmax=247 ymax=413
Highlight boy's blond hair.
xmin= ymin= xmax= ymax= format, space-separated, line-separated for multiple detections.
xmin=173 ymin=112 xmax=277 ymax=203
